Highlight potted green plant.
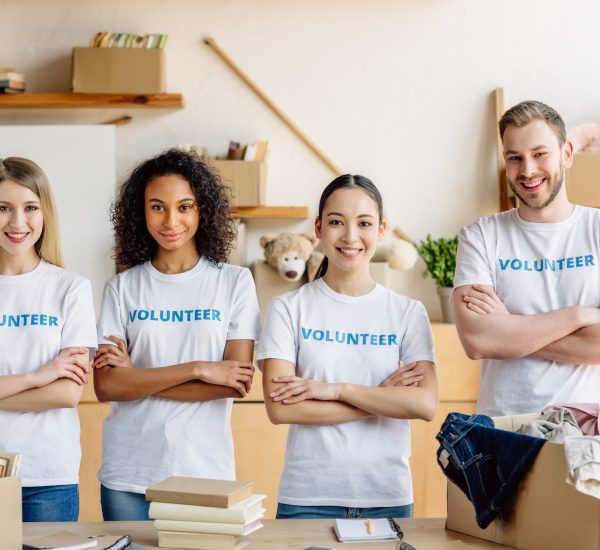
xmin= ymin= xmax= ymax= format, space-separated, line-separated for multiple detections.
xmin=416 ymin=234 xmax=458 ymax=323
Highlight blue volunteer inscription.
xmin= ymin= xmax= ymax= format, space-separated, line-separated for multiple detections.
xmin=128 ymin=308 xmax=222 ymax=323
xmin=498 ymin=255 xmax=595 ymax=272
xmin=301 ymin=327 xmax=397 ymax=346
xmin=0 ymin=313 xmax=59 ymax=327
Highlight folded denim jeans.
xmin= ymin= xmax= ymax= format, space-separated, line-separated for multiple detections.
xmin=436 ymin=412 xmax=546 ymax=528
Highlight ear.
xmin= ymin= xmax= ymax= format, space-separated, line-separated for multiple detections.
xmin=563 ymin=139 xmax=574 ymax=169
xmin=314 ymin=216 xmax=322 ymax=239
xmin=301 ymin=232 xmax=318 ymax=246
xmin=259 ymin=235 xmax=277 ymax=249
xmin=378 ymin=218 xmax=388 ymax=241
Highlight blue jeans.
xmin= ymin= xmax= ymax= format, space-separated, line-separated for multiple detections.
xmin=276 ymin=502 xmax=413 ymax=519
xmin=22 ymin=484 xmax=79 ymax=522
xmin=436 ymin=412 xmax=545 ymax=528
xmin=100 ymin=485 xmax=150 ymax=521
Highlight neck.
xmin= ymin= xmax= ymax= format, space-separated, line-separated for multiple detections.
xmin=152 ymin=246 xmax=201 ymax=274
xmin=517 ymin=191 xmax=574 ymax=223
xmin=0 ymin=250 xmax=41 ymax=275
xmin=322 ymin=264 xmax=376 ymax=296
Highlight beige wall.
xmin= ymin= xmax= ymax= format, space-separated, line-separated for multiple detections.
xmin=0 ymin=0 xmax=595 ymax=317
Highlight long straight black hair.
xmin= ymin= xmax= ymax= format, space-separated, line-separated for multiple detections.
xmin=314 ymin=174 xmax=383 ymax=279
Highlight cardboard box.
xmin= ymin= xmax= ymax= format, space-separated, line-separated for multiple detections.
xmin=212 ymin=160 xmax=266 ymax=207
xmin=446 ymin=413 xmax=600 ymax=550
xmin=72 ymin=47 xmax=166 ymax=94
xmin=566 ymin=153 xmax=600 ymax=208
xmin=0 ymin=476 xmax=22 ymax=550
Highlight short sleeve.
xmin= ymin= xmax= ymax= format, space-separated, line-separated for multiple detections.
xmin=453 ymin=224 xmax=494 ymax=289
xmin=61 ymin=277 xmax=98 ymax=356
xmin=255 ymin=296 xmax=297 ymax=371
xmin=96 ymin=280 xmax=126 ymax=346
xmin=226 ymin=268 xmax=261 ymax=343
xmin=399 ymin=301 xmax=436 ymax=366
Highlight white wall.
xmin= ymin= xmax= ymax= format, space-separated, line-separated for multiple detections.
xmin=1 ymin=0 xmax=596 ymax=318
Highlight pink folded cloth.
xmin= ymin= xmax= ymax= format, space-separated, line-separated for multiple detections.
xmin=543 ymin=403 xmax=600 ymax=436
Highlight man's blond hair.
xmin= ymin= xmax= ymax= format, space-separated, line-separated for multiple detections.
xmin=499 ymin=100 xmax=566 ymax=145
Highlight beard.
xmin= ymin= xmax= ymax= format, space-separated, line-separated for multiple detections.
xmin=508 ymin=168 xmax=564 ymax=210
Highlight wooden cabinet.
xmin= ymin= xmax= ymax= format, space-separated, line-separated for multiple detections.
xmin=77 ymin=323 xmax=480 ymax=520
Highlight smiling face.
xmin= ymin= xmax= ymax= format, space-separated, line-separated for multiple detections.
xmin=144 ymin=174 xmax=200 ymax=257
xmin=315 ymin=187 xmax=386 ymax=276
xmin=0 ymin=179 xmax=44 ymax=263
xmin=503 ymin=119 xmax=573 ymax=213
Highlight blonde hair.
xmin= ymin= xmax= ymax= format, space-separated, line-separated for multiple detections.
xmin=499 ymin=100 xmax=566 ymax=145
xmin=0 ymin=157 xmax=64 ymax=267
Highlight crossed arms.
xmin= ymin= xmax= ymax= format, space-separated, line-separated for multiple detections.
xmin=262 ymin=359 xmax=438 ymax=426
xmin=452 ymin=284 xmax=600 ymax=364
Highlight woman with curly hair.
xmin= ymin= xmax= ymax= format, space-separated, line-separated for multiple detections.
xmin=93 ymin=149 xmax=260 ymax=521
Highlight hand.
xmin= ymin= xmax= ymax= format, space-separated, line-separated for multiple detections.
xmin=33 ymin=347 xmax=90 ymax=386
xmin=463 ymin=285 xmax=510 ymax=315
xmin=93 ymin=336 xmax=133 ymax=369
xmin=270 ymin=376 xmax=341 ymax=404
xmin=195 ymin=360 xmax=255 ymax=397
xmin=380 ymin=362 xmax=423 ymax=388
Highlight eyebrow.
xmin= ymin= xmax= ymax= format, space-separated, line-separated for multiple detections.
xmin=504 ymin=145 xmax=548 ymax=155
xmin=326 ymin=211 xmax=375 ymax=219
xmin=0 ymin=200 xmax=40 ymax=205
xmin=148 ymin=197 xmax=196 ymax=203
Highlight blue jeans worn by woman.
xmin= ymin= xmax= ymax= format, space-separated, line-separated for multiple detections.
xmin=276 ymin=502 xmax=413 ymax=519
xmin=101 ymin=484 xmax=150 ymax=521
xmin=22 ymin=484 xmax=79 ymax=522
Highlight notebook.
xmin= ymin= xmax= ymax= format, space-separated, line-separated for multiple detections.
xmin=333 ymin=518 xmax=401 ymax=542
xmin=22 ymin=531 xmax=97 ymax=550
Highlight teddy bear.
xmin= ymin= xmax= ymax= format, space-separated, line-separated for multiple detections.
xmin=259 ymin=233 xmax=324 ymax=282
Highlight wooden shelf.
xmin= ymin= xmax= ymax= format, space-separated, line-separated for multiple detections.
xmin=230 ymin=206 xmax=309 ymax=220
xmin=0 ymin=92 xmax=184 ymax=108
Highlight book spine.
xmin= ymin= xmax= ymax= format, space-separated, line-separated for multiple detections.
xmin=154 ymin=519 xmax=246 ymax=536
xmin=149 ymin=502 xmax=246 ymax=523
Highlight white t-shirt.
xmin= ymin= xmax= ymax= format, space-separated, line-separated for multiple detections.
xmin=0 ymin=260 xmax=97 ymax=487
xmin=455 ymin=206 xmax=600 ymax=416
xmin=256 ymin=278 xmax=435 ymax=507
xmin=97 ymin=258 xmax=261 ymax=494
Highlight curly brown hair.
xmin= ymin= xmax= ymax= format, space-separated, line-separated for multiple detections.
xmin=112 ymin=148 xmax=236 ymax=268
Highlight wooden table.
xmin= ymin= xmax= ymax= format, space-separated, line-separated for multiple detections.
xmin=23 ymin=519 xmax=512 ymax=549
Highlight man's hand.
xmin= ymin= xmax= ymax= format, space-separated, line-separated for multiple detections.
xmin=463 ymin=284 xmax=510 ymax=315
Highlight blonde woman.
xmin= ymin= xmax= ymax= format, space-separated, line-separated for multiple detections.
xmin=0 ymin=157 xmax=97 ymax=521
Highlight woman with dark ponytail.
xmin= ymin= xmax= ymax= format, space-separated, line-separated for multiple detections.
xmin=258 ymin=174 xmax=438 ymax=519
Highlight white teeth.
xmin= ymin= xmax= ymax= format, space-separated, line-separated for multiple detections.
xmin=339 ymin=247 xmax=360 ymax=255
xmin=6 ymin=233 xmax=27 ymax=238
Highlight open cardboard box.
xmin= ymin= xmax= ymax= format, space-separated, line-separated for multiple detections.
xmin=212 ymin=160 xmax=266 ymax=207
xmin=566 ymin=153 xmax=600 ymax=208
xmin=446 ymin=413 xmax=600 ymax=549
xmin=0 ymin=476 xmax=22 ymax=549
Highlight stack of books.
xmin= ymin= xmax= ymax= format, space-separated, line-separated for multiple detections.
xmin=0 ymin=451 xmax=21 ymax=477
xmin=0 ymin=68 xmax=25 ymax=94
xmin=88 ymin=32 xmax=168 ymax=49
xmin=146 ymin=477 xmax=266 ymax=550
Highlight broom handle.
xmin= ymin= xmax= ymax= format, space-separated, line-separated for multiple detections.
xmin=204 ymin=37 xmax=343 ymax=176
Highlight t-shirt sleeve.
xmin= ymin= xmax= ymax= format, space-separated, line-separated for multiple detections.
xmin=96 ymin=280 xmax=126 ymax=346
xmin=453 ymin=224 xmax=494 ymax=289
xmin=399 ymin=301 xmax=436 ymax=365
xmin=61 ymin=276 xmax=98 ymax=356
xmin=255 ymin=296 xmax=297 ymax=371
xmin=226 ymin=268 xmax=261 ymax=343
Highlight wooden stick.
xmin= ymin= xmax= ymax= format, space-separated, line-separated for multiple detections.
xmin=204 ymin=37 xmax=343 ymax=176
xmin=103 ymin=115 xmax=132 ymax=126
xmin=393 ymin=226 xmax=415 ymax=245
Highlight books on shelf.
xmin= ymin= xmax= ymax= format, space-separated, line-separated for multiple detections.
xmin=149 ymin=493 xmax=266 ymax=523
xmin=88 ymin=32 xmax=168 ymax=49
xmin=0 ymin=451 xmax=21 ymax=477
xmin=148 ymin=477 xmax=264 ymax=550
xmin=146 ymin=477 xmax=253 ymax=508
xmin=158 ymin=531 xmax=249 ymax=550
xmin=0 ymin=70 xmax=26 ymax=93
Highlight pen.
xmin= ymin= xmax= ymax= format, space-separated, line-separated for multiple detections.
xmin=366 ymin=519 xmax=373 ymax=534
